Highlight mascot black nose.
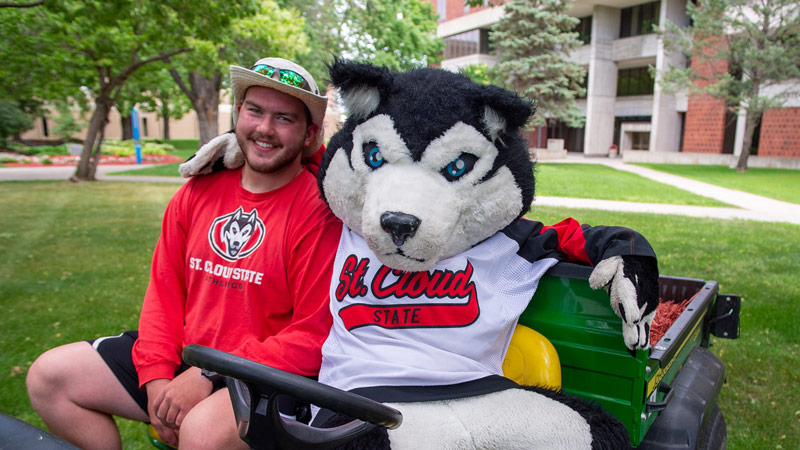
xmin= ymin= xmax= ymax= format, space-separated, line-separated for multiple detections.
xmin=380 ymin=211 xmax=421 ymax=247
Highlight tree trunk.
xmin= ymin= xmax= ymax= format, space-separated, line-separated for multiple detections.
xmin=88 ymin=121 xmax=107 ymax=177
xmin=72 ymin=99 xmax=112 ymax=181
xmin=190 ymin=71 xmax=221 ymax=147
xmin=170 ymin=68 xmax=221 ymax=147
xmin=121 ymin=113 xmax=133 ymax=140
xmin=160 ymin=102 xmax=170 ymax=139
xmin=735 ymin=113 xmax=759 ymax=172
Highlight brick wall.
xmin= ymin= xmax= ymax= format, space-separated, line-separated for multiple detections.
xmin=683 ymin=37 xmax=729 ymax=154
xmin=683 ymin=94 xmax=727 ymax=154
xmin=759 ymin=108 xmax=800 ymax=158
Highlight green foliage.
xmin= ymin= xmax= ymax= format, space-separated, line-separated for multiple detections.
xmin=491 ymin=0 xmax=587 ymax=127
xmin=7 ymin=143 xmax=69 ymax=157
xmin=660 ymin=0 xmax=800 ymax=110
xmin=459 ymin=64 xmax=496 ymax=86
xmin=340 ymin=0 xmax=443 ymax=70
xmin=0 ymin=100 xmax=33 ymax=148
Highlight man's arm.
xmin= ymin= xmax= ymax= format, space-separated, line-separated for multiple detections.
xmin=133 ymin=190 xmax=190 ymax=387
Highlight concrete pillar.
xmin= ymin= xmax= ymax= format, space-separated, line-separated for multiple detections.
xmin=584 ymin=6 xmax=620 ymax=155
xmin=650 ymin=0 xmax=689 ymax=152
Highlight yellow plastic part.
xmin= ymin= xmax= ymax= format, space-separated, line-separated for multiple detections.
xmin=147 ymin=424 xmax=177 ymax=450
xmin=502 ymin=324 xmax=562 ymax=389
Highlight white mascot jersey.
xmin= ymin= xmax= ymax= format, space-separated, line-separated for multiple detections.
xmin=319 ymin=224 xmax=558 ymax=393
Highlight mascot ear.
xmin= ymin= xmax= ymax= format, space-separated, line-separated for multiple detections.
xmin=474 ymin=85 xmax=535 ymax=141
xmin=328 ymin=59 xmax=394 ymax=120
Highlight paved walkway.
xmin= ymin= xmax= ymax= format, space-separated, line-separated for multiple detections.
xmin=2 ymin=158 xmax=799 ymax=225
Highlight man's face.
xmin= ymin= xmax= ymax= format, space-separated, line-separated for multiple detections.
xmin=235 ymin=86 xmax=317 ymax=175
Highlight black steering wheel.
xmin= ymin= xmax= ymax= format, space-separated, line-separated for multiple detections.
xmin=182 ymin=345 xmax=402 ymax=450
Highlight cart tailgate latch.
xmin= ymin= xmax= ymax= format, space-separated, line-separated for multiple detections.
xmin=710 ymin=294 xmax=740 ymax=339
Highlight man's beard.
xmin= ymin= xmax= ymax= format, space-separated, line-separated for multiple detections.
xmin=239 ymin=132 xmax=304 ymax=174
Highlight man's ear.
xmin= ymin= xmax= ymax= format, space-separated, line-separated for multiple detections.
xmin=305 ymin=123 xmax=320 ymax=147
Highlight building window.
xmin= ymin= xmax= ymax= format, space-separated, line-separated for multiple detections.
xmin=443 ymin=29 xmax=493 ymax=60
xmin=575 ymin=16 xmax=592 ymax=45
xmin=616 ymin=67 xmax=655 ymax=96
xmin=437 ymin=0 xmax=446 ymax=21
xmin=142 ymin=117 xmax=149 ymax=137
xmin=631 ymin=132 xmax=650 ymax=150
xmin=42 ymin=117 xmax=49 ymax=137
xmin=620 ymin=1 xmax=660 ymax=38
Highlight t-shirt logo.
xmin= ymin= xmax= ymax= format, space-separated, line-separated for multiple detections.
xmin=208 ymin=207 xmax=265 ymax=262
xmin=336 ymin=256 xmax=480 ymax=330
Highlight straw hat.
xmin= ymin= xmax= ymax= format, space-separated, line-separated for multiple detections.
xmin=230 ymin=57 xmax=327 ymax=156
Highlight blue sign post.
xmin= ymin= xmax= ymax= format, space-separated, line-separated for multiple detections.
xmin=132 ymin=107 xmax=142 ymax=164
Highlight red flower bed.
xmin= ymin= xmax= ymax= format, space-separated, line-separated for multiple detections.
xmin=2 ymin=154 xmax=184 ymax=167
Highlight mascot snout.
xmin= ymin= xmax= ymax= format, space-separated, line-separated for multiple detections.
xmin=380 ymin=211 xmax=421 ymax=246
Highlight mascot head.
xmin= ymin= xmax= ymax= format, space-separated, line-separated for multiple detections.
xmin=319 ymin=60 xmax=536 ymax=272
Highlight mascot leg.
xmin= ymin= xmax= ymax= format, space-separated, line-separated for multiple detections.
xmin=385 ymin=388 xmax=628 ymax=450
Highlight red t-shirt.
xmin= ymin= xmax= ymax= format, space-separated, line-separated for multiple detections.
xmin=132 ymin=167 xmax=341 ymax=387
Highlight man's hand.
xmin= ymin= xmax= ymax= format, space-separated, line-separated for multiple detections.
xmin=147 ymin=367 xmax=215 ymax=443
xmin=145 ymin=378 xmax=179 ymax=446
xmin=589 ymin=255 xmax=660 ymax=352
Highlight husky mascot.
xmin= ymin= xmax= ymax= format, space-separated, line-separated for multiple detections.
xmin=183 ymin=60 xmax=660 ymax=450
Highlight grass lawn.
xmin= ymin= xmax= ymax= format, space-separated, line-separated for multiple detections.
xmin=536 ymin=163 xmax=730 ymax=207
xmin=636 ymin=163 xmax=800 ymax=205
xmin=1 ymin=181 xmax=798 ymax=449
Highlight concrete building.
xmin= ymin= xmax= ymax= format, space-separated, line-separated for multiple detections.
xmin=429 ymin=0 xmax=800 ymax=165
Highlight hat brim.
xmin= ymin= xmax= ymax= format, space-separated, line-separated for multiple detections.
xmin=230 ymin=65 xmax=328 ymax=157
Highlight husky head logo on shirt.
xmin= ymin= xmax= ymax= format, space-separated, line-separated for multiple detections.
xmin=208 ymin=207 xmax=265 ymax=261
xmin=318 ymin=60 xmax=535 ymax=272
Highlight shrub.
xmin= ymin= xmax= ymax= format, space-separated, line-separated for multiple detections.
xmin=101 ymin=139 xmax=176 ymax=156
xmin=0 ymin=100 xmax=34 ymax=149
xmin=9 ymin=144 xmax=69 ymax=157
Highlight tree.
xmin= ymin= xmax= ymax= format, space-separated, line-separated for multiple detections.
xmin=166 ymin=0 xmax=310 ymax=147
xmin=659 ymin=0 xmax=800 ymax=171
xmin=135 ymin=67 xmax=193 ymax=140
xmin=1 ymin=0 xmax=258 ymax=181
xmin=489 ymin=0 xmax=587 ymax=127
xmin=339 ymin=0 xmax=443 ymax=70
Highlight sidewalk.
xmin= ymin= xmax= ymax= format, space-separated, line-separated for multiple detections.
xmin=0 ymin=164 xmax=187 ymax=183
xmin=2 ymin=158 xmax=799 ymax=225
xmin=534 ymin=155 xmax=800 ymax=225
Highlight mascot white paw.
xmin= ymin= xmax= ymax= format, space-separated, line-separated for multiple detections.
xmin=178 ymin=131 xmax=243 ymax=177
xmin=590 ymin=255 xmax=660 ymax=351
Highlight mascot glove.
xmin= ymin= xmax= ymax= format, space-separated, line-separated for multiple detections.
xmin=589 ymin=255 xmax=659 ymax=352
xmin=178 ymin=131 xmax=244 ymax=178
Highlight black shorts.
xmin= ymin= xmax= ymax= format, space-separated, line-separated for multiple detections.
xmin=89 ymin=331 xmax=189 ymax=413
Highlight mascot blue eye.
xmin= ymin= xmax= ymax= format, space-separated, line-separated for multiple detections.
xmin=441 ymin=153 xmax=478 ymax=181
xmin=363 ymin=143 xmax=385 ymax=169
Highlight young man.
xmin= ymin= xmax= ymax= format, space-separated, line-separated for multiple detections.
xmin=26 ymin=58 xmax=341 ymax=450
